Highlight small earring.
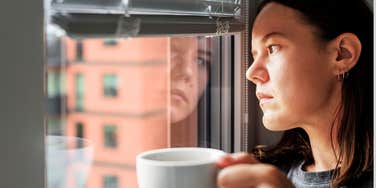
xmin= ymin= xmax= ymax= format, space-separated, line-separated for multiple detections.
xmin=337 ymin=71 xmax=349 ymax=81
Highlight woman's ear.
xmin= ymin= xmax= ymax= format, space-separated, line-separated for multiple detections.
xmin=328 ymin=33 xmax=362 ymax=76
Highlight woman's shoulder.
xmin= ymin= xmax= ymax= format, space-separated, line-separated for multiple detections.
xmin=273 ymin=161 xmax=373 ymax=188
xmin=274 ymin=161 xmax=373 ymax=188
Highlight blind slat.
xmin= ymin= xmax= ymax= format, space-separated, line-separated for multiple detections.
xmin=51 ymin=0 xmax=241 ymax=17
xmin=52 ymin=14 xmax=244 ymax=38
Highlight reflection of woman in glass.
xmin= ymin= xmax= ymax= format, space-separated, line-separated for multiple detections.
xmin=169 ymin=37 xmax=211 ymax=147
xmin=217 ymin=0 xmax=373 ymax=187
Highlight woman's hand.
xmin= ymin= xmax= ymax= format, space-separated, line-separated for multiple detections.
xmin=216 ymin=153 xmax=294 ymax=188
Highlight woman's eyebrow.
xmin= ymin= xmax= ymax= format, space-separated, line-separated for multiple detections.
xmin=198 ymin=49 xmax=211 ymax=55
xmin=261 ymin=32 xmax=288 ymax=43
xmin=251 ymin=31 xmax=288 ymax=58
xmin=198 ymin=49 xmax=211 ymax=59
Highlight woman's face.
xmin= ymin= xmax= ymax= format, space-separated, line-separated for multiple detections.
xmin=170 ymin=37 xmax=209 ymax=123
xmin=247 ymin=3 xmax=338 ymax=130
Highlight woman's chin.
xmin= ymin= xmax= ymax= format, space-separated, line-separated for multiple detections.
xmin=170 ymin=107 xmax=191 ymax=124
xmin=262 ymin=116 xmax=288 ymax=131
xmin=170 ymin=112 xmax=184 ymax=124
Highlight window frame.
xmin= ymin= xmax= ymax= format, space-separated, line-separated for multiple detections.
xmin=1 ymin=0 xmax=45 ymax=187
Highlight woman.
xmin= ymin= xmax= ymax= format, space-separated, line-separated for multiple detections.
xmin=169 ymin=37 xmax=211 ymax=147
xmin=217 ymin=0 xmax=373 ymax=187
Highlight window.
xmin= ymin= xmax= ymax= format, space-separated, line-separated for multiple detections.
xmin=103 ymin=38 xmax=119 ymax=46
xmin=76 ymin=122 xmax=84 ymax=147
xmin=42 ymin=0 xmax=246 ymax=188
xmin=47 ymin=118 xmax=63 ymax=136
xmin=76 ymin=122 xmax=84 ymax=138
xmin=75 ymin=73 xmax=84 ymax=111
xmin=47 ymin=72 xmax=60 ymax=98
xmin=76 ymin=40 xmax=83 ymax=61
xmin=103 ymin=175 xmax=118 ymax=188
xmin=47 ymin=34 xmax=238 ymax=188
xmin=104 ymin=125 xmax=117 ymax=148
xmin=5 ymin=0 xmax=249 ymax=187
xmin=103 ymin=74 xmax=118 ymax=97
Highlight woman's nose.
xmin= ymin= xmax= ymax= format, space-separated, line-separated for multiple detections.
xmin=246 ymin=59 xmax=269 ymax=84
xmin=171 ymin=60 xmax=194 ymax=81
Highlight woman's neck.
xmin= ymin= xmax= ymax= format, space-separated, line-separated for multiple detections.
xmin=303 ymin=82 xmax=342 ymax=172
xmin=304 ymin=127 xmax=339 ymax=171
xmin=303 ymin=113 xmax=341 ymax=172
xmin=170 ymin=109 xmax=198 ymax=147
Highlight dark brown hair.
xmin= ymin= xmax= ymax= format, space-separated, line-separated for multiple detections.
xmin=252 ymin=0 xmax=373 ymax=187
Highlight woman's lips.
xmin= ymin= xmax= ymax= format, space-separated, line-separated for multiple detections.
xmin=171 ymin=89 xmax=188 ymax=102
xmin=259 ymin=97 xmax=273 ymax=105
xmin=256 ymin=92 xmax=274 ymax=106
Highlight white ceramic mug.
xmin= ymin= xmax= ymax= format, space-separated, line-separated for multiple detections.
xmin=136 ymin=147 xmax=226 ymax=188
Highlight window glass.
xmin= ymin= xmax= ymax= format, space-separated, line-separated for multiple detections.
xmin=104 ymin=125 xmax=118 ymax=148
xmin=76 ymin=122 xmax=84 ymax=138
xmin=103 ymin=74 xmax=118 ymax=97
xmin=103 ymin=39 xmax=119 ymax=46
xmin=46 ymin=25 xmax=227 ymax=187
xmin=75 ymin=73 xmax=84 ymax=111
xmin=47 ymin=72 xmax=60 ymax=97
xmin=76 ymin=40 xmax=83 ymax=61
xmin=47 ymin=117 xmax=63 ymax=135
xmin=103 ymin=175 xmax=119 ymax=188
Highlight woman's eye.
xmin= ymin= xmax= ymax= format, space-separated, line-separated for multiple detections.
xmin=267 ymin=45 xmax=280 ymax=55
xmin=197 ymin=58 xmax=205 ymax=65
xmin=197 ymin=57 xmax=209 ymax=66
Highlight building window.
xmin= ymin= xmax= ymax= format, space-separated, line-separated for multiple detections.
xmin=76 ymin=122 xmax=84 ymax=147
xmin=103 ymin=74 xmax=118 ymax=97
xmin=103 ymin=38 xmax=118 ymax=46
xmin=75 ymin=73 xmax=84 ymax=111
xmin=103 ymin=175 xmax=118 ymax=188
xmin=76 ymin=122 xmax=84 ymax=138
xmin=104 ymin=125 xmax=117 ymax=148
xmin=47 ymin=118 xmax=63 ymax=135
xmin=47 ymin=71 xmax=60 ymax=98
xmin=76 ymin=40 xmax=83 ymax=61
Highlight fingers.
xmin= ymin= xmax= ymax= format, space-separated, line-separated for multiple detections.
xmin=216 ymin=152 xmax=258 ymax=168
xmin=217 ymin=164 xmax=294 ymax=188
xmin=218 ymin=164 xmax=257 ymax=188
xmin=232 ymin=152 xmax=259 ymax=164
